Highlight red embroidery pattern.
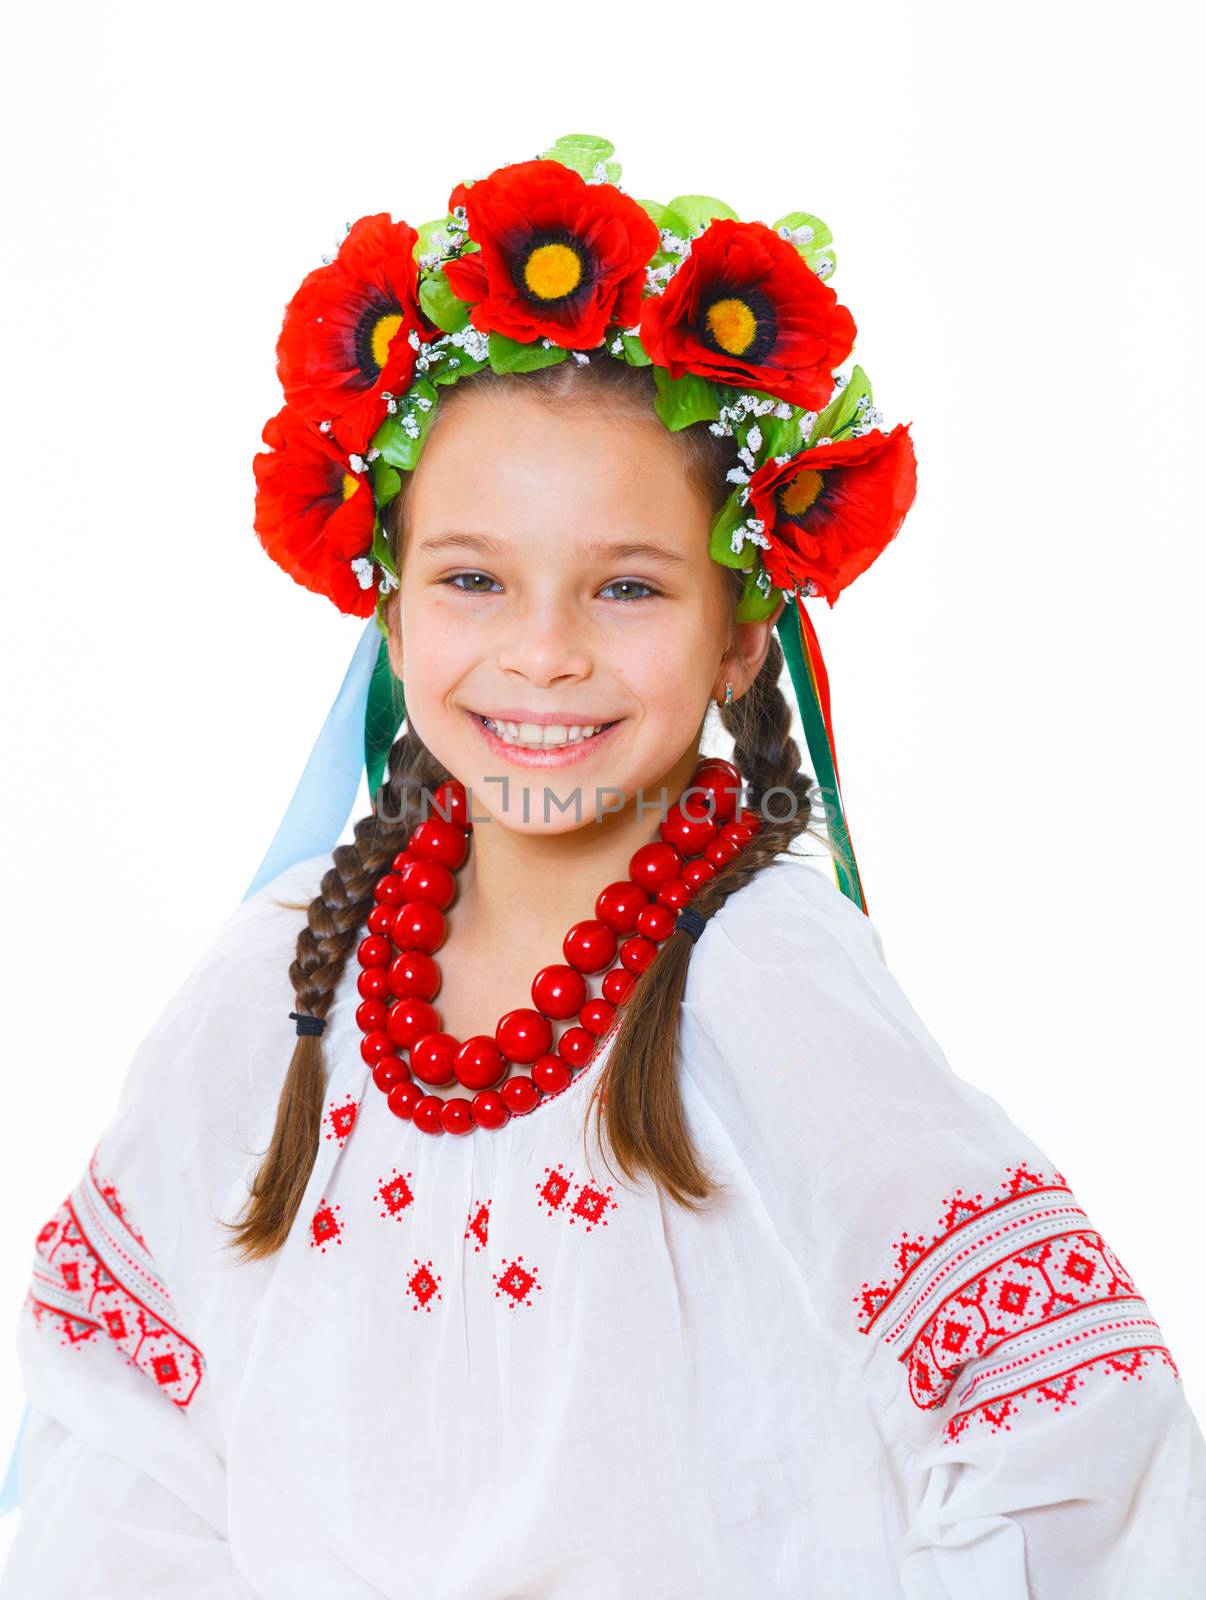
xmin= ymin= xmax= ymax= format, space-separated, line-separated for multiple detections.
xmin=407 ymin=1258 xmax=443 ymax=1312
xmin=535 ymin=1164 xmax=619 ymax=1233
xmin=466 ymin=1199 xmax=491 ymax=1253
xmin=376 ymin=1168 xmax=416 ymax=1223
xmin=325 ymin=1095 xmax=358 ymax=1147
xmin=854 ymin=1161 xmax=1180 ymax=1443
xmin=494 ymin=1255 xmax=542 ymax=1310
xmin=27 ymin=1152 xmax=204 ymax=1408
xmin=309 ymin=1198 xmax=344 ymax=1252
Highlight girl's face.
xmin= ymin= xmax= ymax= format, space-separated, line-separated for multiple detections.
xmin=387 ymin=383 xmax=774 ymax=834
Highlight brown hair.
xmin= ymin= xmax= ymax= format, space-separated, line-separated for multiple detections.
xmin=222 ymin=354 xmax=830 ymax=1261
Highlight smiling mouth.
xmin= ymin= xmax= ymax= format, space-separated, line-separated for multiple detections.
xmin=472 ymin=713 xmax=620 ymax=750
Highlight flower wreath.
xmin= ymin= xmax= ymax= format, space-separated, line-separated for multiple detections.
xmin=251 ymin=133 xmax=920 ymax=915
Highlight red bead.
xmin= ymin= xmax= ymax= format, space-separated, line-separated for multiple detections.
xmin=704 ymin=838 xmax=739 ymax=869
xmin=455 ymin=1035 xmax=506 ymax=1091
xmin=471 ymin=1090 xmax=509 ymax=1129
xmin=358 ymin=934 xmax=392 ymax=969
xmin=655 ymin=878 xmax=692 ymax=910
xmin=602 ymin=966 xmax=637 ymax=1006
xmin=409 ymin=1031 xmax=458 ymax=1087
xmin=366 ymin=904 xmax=395 ymax=936
xmin=372 ymin=1056 xmax=408 ymax=1092
xmin=496 ymin=1008 xmax=553 ymax=1065
xmin=636 ymin=903 xmax=676 ymax=941
xmin=398 ymin=857 xmax=456 ymax=909
xmin=690 ymin=763 xmax=741 ymax=822
xmin=695 ymin=756 xmax=741 ymax=784
xmin=532 ymin=1055 xmax=572 ymax=1095
xmin=356 ymin=999 xmax=388 ymax=1034
xmin=628 ymin=841 xmax=683 ymax=889
xmin=557 ymin=1027 xmax=596 ymax=1068
xmin=682 ymin=858 xmax=716 ymax=891
xmin=386 ymin=999 xmax=441 ymax=1050
xmin=386 ymin=1079 xmax=423 ymax=1119
xmin=431 ymin=780 xmax=471 ymax=830
xmin=357 ymin=967 xmax=389 ymax=1002
xmin=659 ymin=801 xmax=719 ymax=854
xmin=413 ymin=1095 xmax=446 ymax=1134
xmin=579 ymin=997 xmax=616 ymax=1038
xmin=408 ymin=816 xmax=469 ymax=870
xmin=388 ymin=950 xmax=440 ymax=1001
xmin=391 ymin=848 xmax=417 ymax=873
xmin=360 ymin=1029 xmax=395 ymax=1066
xmin=719 ymin=821 xmax=755 ymax=849
xmin=531 ymin=964 xmax=588 ymax=1018
xmin=373 ymin=872 xmax=407 ymax=907
xmin=441 ymin=1097 xmax=475 ymax=1135
xmin=594 ymin=880 xmax=649 ymax=934
xmin=619 ymin=935 xmax=656 ymax=974
xmin=738 ymin=807 xmax=762 ymax=829
xmin=563 ymin=919 xmax=618 ymax=974
xmin=501 ymin=1074 xmax=540 ymax=1115
xmin=391 ymin=900 xmax=446 ymax=953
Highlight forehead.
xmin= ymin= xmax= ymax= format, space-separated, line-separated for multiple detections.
xmin=406 ymin=385 xmax=706 ymax=532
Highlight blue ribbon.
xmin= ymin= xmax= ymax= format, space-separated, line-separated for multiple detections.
xmin=242 ymin=617 xmax=383 ymax=901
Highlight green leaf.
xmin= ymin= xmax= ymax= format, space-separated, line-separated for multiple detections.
xmin=369 ymin=377 xmax=440 ymax=471
xmin=418 ymin=269 xmax=470 ymax=333
xmin=811 ymin=364 xmax=873 ymax=443
xmin=652 ymin=366 xmax=721 ymax=430
xmin=487 ymin=331 xmax=570 ymax=374
xmin=370 ymin=512 xmax=398 ymax=579
xmin=615 ymin=328 xmax=651 ymax=366
xmin=370 ymin=456 xmax=402 ymax=509
xmin=659 ymin=194 xmax=741 ymax=241
xmin=735 ymin=570 xmax=783 ymax=623
xmin=430 ymin=346 xmax=489 ymax=387
xmin=750 ymin=410 xmax=805 ymax=460
xmin=708 ymin=494 xmax=756 ymax=569
xmin=538 ymin=133 xmax=621 ymax=186
xmin=771 ymin=210 xmax=836 ymax=279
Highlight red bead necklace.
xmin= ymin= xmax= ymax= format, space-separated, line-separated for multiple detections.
xmin=353 ymin=757 xmax=759 ymax=1137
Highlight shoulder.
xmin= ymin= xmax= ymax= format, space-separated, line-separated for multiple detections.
xmin=84 ymin=852 xmax=337 ymax=1260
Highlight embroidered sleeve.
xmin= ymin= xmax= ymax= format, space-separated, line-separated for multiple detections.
xmin=1 ymin=1147 xmax=265 ymax=1598
xmin=855 ymin=1158 xmax=1206 ymax=1597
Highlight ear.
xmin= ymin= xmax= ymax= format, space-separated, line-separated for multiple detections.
xmin=719 ymin=593 xmax=786 ymax=699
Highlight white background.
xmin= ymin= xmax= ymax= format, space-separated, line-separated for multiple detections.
xmin=1 ymin=0 xmax=1202 ymax=1557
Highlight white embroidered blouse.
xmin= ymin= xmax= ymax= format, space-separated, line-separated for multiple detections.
xmin=2 ymin=850 xmax=1204 ymax=1598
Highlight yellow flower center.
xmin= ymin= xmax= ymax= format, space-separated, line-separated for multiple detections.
xmin=779 ymin=470 xmax=824 ymax=518
xmin=341 ymin=472 xmax=360 ymax=501
xmin=370 ymin=313 xmax=404 ymax=372
xmin=705 ymin=296 xmax=758 ymax=356
xmin=522 ymin=241 xmax=583 ymax=301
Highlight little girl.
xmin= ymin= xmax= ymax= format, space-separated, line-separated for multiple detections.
xmin=3 ymin=134 xmax=1204 ymax=1597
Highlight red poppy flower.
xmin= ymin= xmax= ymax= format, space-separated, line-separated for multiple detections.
xmin=276 ymin=213 xmax=437 ymax=455
xmin=252 ymin=405 xmax=378 ymax=616
xmin=442 ymin=159 xmax=660 ymax=348
xmin=640 ymin=218 xmax=857 ymax=410
xmin=746 ymin=423 xmax=917 ymax=605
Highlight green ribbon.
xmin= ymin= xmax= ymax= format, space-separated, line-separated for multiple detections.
xmin=774 ymin=602 xmax=866 ymax=911
xmin=364 ymin=637 xmax=407 ymax=803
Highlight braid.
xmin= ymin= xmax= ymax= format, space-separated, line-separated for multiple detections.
xmin=585 ymin=632 xmax=828 ymax=1210
xmin=221 ymin=728 xmax=451 ymax=1261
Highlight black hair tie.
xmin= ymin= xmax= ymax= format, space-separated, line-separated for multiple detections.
xmin=675 ymin=907 xmax=709 ymax=944
xmin=290 ymin=1011 xmax=327 ymax=1038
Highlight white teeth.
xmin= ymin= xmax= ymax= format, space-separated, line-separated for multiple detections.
xmin=481 ymin=717 xmax=608 ymax=748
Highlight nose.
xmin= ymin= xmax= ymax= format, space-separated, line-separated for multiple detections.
xmin=495 ymin=592 xmax=594 ymax=687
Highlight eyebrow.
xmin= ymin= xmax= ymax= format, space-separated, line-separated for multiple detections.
xmin=418 ymin=530 xmax=690 ymax=567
